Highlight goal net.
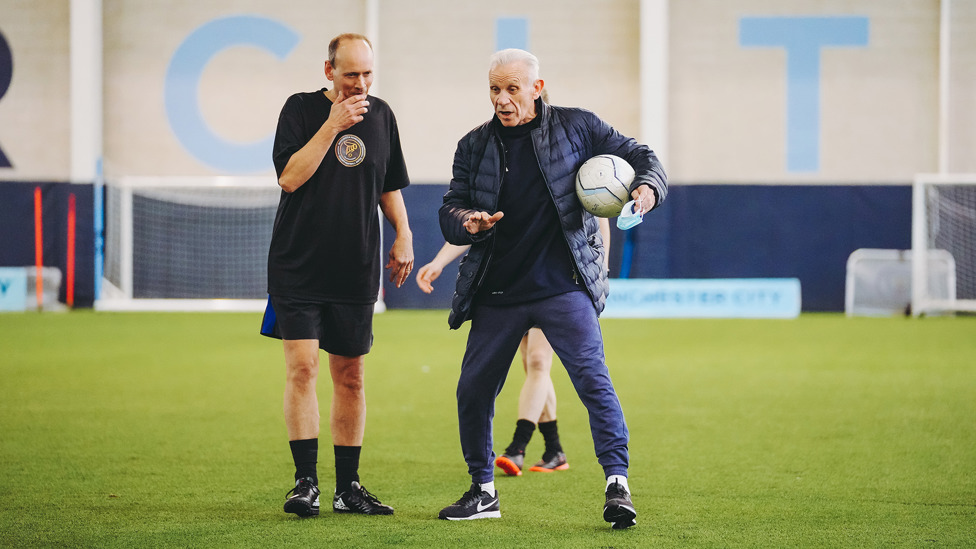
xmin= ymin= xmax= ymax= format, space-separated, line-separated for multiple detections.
xmin=97 ymin=177 xmax=279 ymax=311
xmin=97 ymin=176 xmax=389 ymax=312
xmin=912 ymin=173 xmax=976 ymax=316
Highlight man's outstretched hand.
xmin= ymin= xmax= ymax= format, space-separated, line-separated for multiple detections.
xmin=463 ymin=211 xmax=504 ymax=234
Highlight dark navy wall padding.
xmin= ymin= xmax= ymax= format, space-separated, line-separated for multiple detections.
xmin=0 ymin=181 xmax=912 ymax=312
xmin=0 ymin=181 xmax=96 ymax=307
xmin=383 ymin=183 xmax=912 ymax=312
xmin=666 ymin=185 xmax=912 ymax=311
xmin=382 ymin=184 xmax=456 ymax=309
xmin=612 ymin=201 xmax=671 ymax=279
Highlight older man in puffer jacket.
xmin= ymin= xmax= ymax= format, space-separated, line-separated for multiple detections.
xmin=436 ymin=48 xmax=667 ymax=529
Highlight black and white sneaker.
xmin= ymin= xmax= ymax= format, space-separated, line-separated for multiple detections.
xmin=333 ymin=481 xmax=394 ymax=515
xmin=438 ymin=483 xmax=501 ymax=520
xmin=284 ymin=477 xmax=320 ymax=517
xmin=603 ymin=481 xmax=637 ymax=529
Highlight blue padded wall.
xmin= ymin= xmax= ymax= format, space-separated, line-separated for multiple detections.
xmin=0 ymin=182 xmax=912 ymax=312
xmin=383 ymin=184 xmax=912 ymax=312
xmin=0 ymin=182 xmax=96 ymax=307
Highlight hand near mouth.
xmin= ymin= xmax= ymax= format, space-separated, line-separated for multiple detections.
xmin=330 ymin=89 xmax=370 ymax=131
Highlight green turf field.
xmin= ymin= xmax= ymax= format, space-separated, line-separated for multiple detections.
xmin=1 ymin=310 xmax=974 ymax=547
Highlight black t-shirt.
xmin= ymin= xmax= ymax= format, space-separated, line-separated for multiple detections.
xmin=475 ymin=116 xmax=580 ymax=305
xmin=268 ymin=88 xmax=409 ymax=303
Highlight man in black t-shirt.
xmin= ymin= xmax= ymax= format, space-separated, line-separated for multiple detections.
xmin=261 ymin=33 xmax=413 ymax=518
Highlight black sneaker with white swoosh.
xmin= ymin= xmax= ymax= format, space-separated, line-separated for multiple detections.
xmin=438 ymin=483 xmax=501 ymax=520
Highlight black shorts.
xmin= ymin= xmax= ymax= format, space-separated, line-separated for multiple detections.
xmin=260 ymin=295 xmax=374 ymax=357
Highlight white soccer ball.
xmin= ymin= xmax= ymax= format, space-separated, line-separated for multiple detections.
xmin=575 ymin=154 xmax=635 ymax=218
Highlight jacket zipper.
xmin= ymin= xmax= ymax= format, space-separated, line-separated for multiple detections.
xmin=530 ymin=127 xmax=585 ymax=287
xmin=471 ymin=135 xmax=505 ymax=292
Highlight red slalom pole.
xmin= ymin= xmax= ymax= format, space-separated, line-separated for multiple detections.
xmin=67 ymin=193 xmax=76 ymax=307
xmin=33 ymin=186 xmax=43 ymax=309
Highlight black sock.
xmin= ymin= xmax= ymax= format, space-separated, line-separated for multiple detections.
xmin=504 ymin=419 xmax=536 ymax=455
xmin=335 ymin=445 xmax=361 ymax=494
xmin=538 ymin=420 xmax=563 ymax=460
xmin=289 ymin=438 xmax=318 ymax=485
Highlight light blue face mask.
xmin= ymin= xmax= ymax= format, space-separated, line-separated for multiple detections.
xmin=616 ymin=200 xmax=644 ymax=230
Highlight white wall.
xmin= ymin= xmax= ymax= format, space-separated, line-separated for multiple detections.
xmin=0 ymin=0 xmax=973 ymax=183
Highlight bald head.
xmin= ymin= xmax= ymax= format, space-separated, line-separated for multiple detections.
xmin=329 ymin=33 xmax=373 ymax=68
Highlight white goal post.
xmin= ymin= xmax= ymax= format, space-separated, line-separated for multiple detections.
xmin=911 ymin=173 xmax=976 ymax=316
xmin=96 ymin=176 xmax=387 ymax=313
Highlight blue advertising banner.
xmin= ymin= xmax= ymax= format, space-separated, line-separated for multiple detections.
xmin=604 ymin=278 xmax=802 ymax=319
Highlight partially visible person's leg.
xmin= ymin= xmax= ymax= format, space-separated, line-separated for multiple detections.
xmin=519 ymin=328 xmax=556 ymax=424
xmin=521 ymin=328 xmax=567 ymax=471
xmin=497 ymin=328 xmax=569 ymax=474
xmin=495 ymin=332 xmax=540 ymax=476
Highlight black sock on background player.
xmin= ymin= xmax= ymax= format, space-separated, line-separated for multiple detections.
xmin=538 ymin=420 xmax=563 ymax=460
xmin=504 ymin=419 xmax=536 ymax=455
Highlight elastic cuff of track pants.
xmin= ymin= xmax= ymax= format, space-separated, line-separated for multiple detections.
xmin=603 ymin=467 xmax=628 ymax=478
